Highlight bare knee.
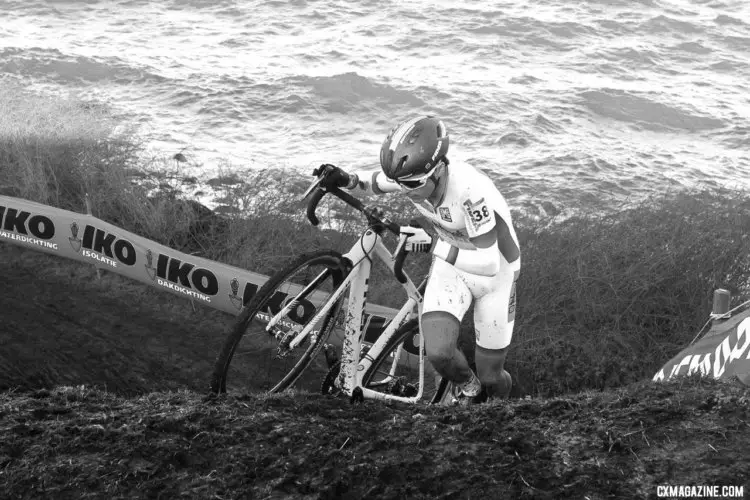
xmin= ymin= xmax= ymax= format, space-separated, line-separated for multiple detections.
xmin=421 ymin=311 xmax=461 ymax=372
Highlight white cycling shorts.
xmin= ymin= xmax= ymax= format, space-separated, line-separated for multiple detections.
xmin=422 ymin=256 xmax=520 ymax=349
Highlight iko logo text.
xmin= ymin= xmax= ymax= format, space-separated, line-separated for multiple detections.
xmin=0 ymin=206 xmax=57 ymax=250
xmin=71 ymin=224 xmax=136 ymax=268
xmin=155 ymin=254 xmax=219 ymax=297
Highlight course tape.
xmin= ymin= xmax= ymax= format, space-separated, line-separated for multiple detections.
xmin=0 ymin=195 xmax=402 ymax=348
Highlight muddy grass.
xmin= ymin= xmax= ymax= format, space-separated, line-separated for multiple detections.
xmin=1 ymin=245 xmax=749 ymax=499
xmin=1 ymin=380 xmax=749 ymax=500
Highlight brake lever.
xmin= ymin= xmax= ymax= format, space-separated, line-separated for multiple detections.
xmin=394 ymin=233 xmax=408 ymax=258
xmin=302 ymin=176 xmax=323 ymax=200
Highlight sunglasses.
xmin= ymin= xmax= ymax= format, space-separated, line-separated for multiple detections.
xmin=396 ymin=167 xmax=440 ymax=190
xmin=397 ymin=176 xmax=430 ymax=190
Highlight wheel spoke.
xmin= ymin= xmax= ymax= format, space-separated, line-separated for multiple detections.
xmin=211 ymin=251 xmax=348 ymax=396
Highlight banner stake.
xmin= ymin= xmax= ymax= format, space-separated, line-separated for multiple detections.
xmin=84 ymin=192 xmax=102 ymax=281
xmin=84 ymin=193 xmax=93 ymax=216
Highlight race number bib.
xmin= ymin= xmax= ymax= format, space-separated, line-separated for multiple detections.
xmin=462 ymin=198 xmax=492 ymax=232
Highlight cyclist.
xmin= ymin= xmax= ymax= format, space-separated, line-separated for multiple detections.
xmin=315 ymin=116 xmax=520 ymax=404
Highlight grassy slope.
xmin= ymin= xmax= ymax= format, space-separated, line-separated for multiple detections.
xmin=3 ymin=84 xmax=750 ymax=397
xmin=0 ymin=244 xmax=227 ymax=396
xmin=2 ymin=199 xmax=749 ymax=499
xmin=2 ymin=84 xmax=750 ymax=498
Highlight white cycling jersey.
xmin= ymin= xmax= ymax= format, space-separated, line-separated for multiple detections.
xmin=350 ymin=159 xmax=521 ymax=276
xmin=350 ymin=159 xmax=521 ymax=349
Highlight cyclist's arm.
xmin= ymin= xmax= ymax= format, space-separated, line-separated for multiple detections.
xmin=346 ymin=170 xmax=401 ymax=195
xmin=470 ymin=231 xmax=496 ymax=249
xmin=461 ymin=192 xmax=506 ymax=274
xmin=462 ymin=191 xmax=520 ymax=265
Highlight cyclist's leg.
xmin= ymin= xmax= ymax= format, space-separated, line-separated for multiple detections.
xmin=472 ymin=265 xmax=519 ymax=400
xmin=474 ymin=345 xmax=512 ymax=399
xmin=421 ymin=257 xmax=474 ymax=385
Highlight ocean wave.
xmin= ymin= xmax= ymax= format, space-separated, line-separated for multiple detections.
xmin=672 ymin=41 xmax=713 ymax=55
xmin=580 ymin=0 xmax=656 ymax=6
xmin=722 ymin=36 xmax=750 ymax=51
xmin=595 ymin=46 xmax=663 ymax=67
xmin=715 ymin=14 xmax=746 ymax=26
xmin=286 ymin=72 xmax=425 ymax=113
xmin=4 ymin=0 xmax=97 ymax=10
xmin=218 ymin=36 xmax=250 ymax=48
xmin=509 ymin=75 xmax=544 ymax=85
xmin=641 ymin=15 xmax=704 ymax=35
xmin=0 ymin=47 xmax=166 ymax=85
xmin=496 ymin=130 xmax=533 ymax=147
xmin=709 ymin=58 xmax=745 ymax=71
xmin=155 ymin=75 xmax=317 ymax=120
xmin=533 ymin=114 xmax=565 ymax=134
xmin=166 ymin=0 xmax=239 ymax=8
xmin=468 ymin=16 xmax=595 ymax=40
xmin=492 ymin=113 xmax=564 ymax=147
xmin=579 ymin=89 xmax=725 ymax=131
xmin=570 ymin=59 xmax=645 ymax=82
xmin=713 ymin=126 xmax=750 ymax=150
xmin=254 ymin=0 xmax=305 ymax=7
xmin=593 ymin=19 xmax=632 ymax=35
xmin=3 ymin=0 xmax=747 ymax=210
xmin=118 ymin=0 xmax=151 ymax=6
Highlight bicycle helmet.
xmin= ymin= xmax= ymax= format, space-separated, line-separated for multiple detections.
xmin=379 ymin=116 xmax=449 ymax=181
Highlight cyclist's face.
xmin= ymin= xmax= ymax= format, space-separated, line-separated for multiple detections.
xmin=403 ymin=177 xmax=436 ymax=200
xmin=402 ymin=162 xmax=445 ymax=200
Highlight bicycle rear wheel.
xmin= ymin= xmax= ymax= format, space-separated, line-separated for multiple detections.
xmin=211 ymin=250 xmax=349 ymax=395
xmin=361 ymin=318 xmax=449 ymax=404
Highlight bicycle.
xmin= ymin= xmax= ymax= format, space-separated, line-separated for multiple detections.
xmin=210 ymin=172 xmax=451 ymax=405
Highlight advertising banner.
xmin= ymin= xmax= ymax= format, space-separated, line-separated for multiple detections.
xmin=0 ymin=195 xmax=402 ymax=348
xmin=653 ymin=315 xmax=750 ymax=383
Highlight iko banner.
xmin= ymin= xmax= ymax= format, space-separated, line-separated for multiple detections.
xmin=0 ymin=195 xmax=401 ymax=347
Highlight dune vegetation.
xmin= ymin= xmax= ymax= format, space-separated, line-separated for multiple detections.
xmin=2 ymin=83 xmax=750 ymax=499
xmin=2 ymin=84 xmax=749 ymax=397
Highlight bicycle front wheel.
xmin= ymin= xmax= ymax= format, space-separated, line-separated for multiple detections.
xmin=211 ymin=250 xmax=349 ymax=395
xmin=361 ymin=319 xmax=449 ymax=404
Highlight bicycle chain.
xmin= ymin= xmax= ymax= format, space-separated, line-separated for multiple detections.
xmin=320 ymin=360 xmax=341 ymax=396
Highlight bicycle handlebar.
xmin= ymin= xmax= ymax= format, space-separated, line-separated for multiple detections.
xmin=305 ymin=187 xmax=326 ymax=226
xmin=304 ymin=180 xmax=410 ymax=283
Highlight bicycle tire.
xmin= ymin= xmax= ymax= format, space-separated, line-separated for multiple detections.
xmin=361 ymin=318 xmax=449 ymax=404
xmin=210 ymin=250 xmax=349 ymax=395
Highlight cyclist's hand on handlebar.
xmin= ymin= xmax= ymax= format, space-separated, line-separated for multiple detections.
xmin=312 ymin=164 xmax=354 ymax=189
xmin=400 ymin=225 xmax=434 ymax=253
xmin=364 ymin=204 xmax=386 ymax=220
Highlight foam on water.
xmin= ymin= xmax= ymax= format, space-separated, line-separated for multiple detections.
xmin=0 ymin=0 xmax=748 ymax=214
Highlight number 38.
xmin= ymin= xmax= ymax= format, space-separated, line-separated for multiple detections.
xmin=471 ymin=206 xmax=490 ymax=222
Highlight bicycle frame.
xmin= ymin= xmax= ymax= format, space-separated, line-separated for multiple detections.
xmin=265 ymin=227 xmax=429 ymax=404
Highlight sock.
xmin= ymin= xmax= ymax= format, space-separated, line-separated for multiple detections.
xmin=457 ymin=371 xmax=481 ymax=397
